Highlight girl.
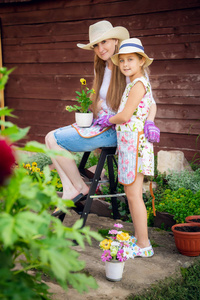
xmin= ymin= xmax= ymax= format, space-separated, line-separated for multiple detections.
xmin=45 ymin=22 xmax=158 ymax=217
xmin=94 ymin=38 xmax=160 ymax=257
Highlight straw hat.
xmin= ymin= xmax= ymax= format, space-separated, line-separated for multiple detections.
xmin=111 ymin=38 xmax=153 ymax=67
xmin=77 ymin=20 xmax=130 ymax=50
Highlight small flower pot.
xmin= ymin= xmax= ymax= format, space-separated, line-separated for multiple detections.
xmin=185 ymin=215 xmax=200 ymax=224
xmin=171 ymin=223 xmax=200 ymax=257
xmin=105 ymin=260 xmax=125 ymax=282
xmin=75 ymin=112 xmax=93 ymax=127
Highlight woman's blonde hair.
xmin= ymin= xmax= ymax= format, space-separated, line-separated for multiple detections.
xmin=90 ymin=44 xmax=126 ymax=117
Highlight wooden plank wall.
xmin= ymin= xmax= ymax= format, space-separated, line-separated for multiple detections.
xmin=0 ymin=0 xmax=199 ymax=161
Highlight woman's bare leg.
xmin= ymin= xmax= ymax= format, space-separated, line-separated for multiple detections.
xmin=45 ymin=131 xmax=89 ymax=200
xmin=124 ymin=173 xmax=149 ymax=248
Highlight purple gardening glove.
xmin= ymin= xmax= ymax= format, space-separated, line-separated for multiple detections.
xmin=93 ymin=115 xmax=115 ymax=131
xmin=144 ymin=120 xmax=160 ymax=143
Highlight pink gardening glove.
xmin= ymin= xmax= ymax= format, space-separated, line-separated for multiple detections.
xmin=93 ymin=115 xmax=115 ymax=131
xmin=144 ymin=120 xmax=160 ymax=143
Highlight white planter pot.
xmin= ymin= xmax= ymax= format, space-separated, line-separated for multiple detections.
xmin=75 ymin=112 xmax=93 ymax=128
xmin=105 ymin=260 xmax=125 ymax=282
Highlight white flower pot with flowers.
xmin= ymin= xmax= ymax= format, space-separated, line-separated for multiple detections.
xmin=66 ymin=78 xmax=95 ymax=127
xmin=99 ymin=223 xmax=134 ymax=281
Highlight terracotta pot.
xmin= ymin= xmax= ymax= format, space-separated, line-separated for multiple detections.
xmin=75 ymin=112 xmax=93 ymax=127
xmin=105 ymin=260 xmax=125 ymax=282
xmin=171 ymin=223 xmax=200 ymax=257
xmin=154 ymin=211 xmax=176 ymax=230
xmin=185 ymin=215 xmax=200 ymax=224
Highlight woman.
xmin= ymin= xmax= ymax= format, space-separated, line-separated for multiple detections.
xmin=45 ymin=20 xmax=157 ymax=216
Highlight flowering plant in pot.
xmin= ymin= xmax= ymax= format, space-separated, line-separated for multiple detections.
xmin=66 ymin=78 xmax=95 ymax=127
xmin=99 ymin=223 xmax=134 ymax=281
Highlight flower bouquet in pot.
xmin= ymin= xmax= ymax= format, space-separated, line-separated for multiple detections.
xmin=99 ymin=223 xmax=134 ymax=281
xmin=66 ymin=78 xmax=95 ymax=127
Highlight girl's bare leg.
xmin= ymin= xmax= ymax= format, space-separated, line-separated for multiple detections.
xmin=45 ymin=131 xmax=89 ymax=200
xmin=124 ymin=173 xmax=149 ymax=248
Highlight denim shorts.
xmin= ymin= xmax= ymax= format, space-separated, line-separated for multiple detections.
xmin=54 ymin=125 xmax=117 ymax=152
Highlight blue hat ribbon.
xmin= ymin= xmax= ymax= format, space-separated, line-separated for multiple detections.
xmin=119 ymin=43 xmax=144 ymax=51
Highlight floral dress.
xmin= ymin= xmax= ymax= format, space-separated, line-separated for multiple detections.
xmin=116 ymin=76 xmax=154 ymax=185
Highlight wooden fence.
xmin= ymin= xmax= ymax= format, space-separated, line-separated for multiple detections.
xmin=0 ymin=0 xmax=199 ymax=160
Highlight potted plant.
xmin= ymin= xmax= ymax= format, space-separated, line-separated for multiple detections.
xmin=171 ymin=223 xmax=200 ymax=257
xmin=66 ymin=78 xmax=95 ymax=127
xmin=185 ymin=215 xmax=200 ymax=224
xmin=154 ymin=188 xmax=200 ymax=227
xmin=99 ymin=223 xmax=134 ymax=281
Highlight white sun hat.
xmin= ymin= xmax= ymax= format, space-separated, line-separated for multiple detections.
xmin=111 ymin=38 xmax=153 ymax=67
xmin=77 ymin=20 xmax=130 ymax=50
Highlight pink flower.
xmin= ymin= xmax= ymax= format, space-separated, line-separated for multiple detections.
xmin=109 ymin=230 xmax=118 ymax=235
xmin=117 ymin=249 xmax=127 ymax=262
xmin=114 ymin=223 xmax=123 ymax=228
xmin=101 ymin=250 xmax=112 ymax=262
xmin=0 ymin=139 xmax=16 ymax=185
xmin=125 ymin=159 xmax=129 ymax=165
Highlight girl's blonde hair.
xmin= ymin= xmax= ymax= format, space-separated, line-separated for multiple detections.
xmin=90 ymin=44 xmax=126 ymax=117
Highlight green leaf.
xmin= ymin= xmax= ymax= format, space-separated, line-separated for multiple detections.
xmin=18 ymin=141 xmax=75 ymax=160
xmin=67 ymin=273 xmax=98 ymax=293
xmin=42 ymin=165 xmax=52 ymax=184
xmin=72 ymin=218 xmax=84 ymax=230
xmin=0 ymin=107 xmax=15 ymax=117
xmin=0 ymin=213 xmax=18 ymax=247
xmin=15 ymin=211 xmax=49 ymax=239
xmin=0 ymin=120 xmax=16 ymax=128
xmin=1 ymin=125 xmax=30 ymax=142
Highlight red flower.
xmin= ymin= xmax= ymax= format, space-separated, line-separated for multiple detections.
xmin=0 ymin=139 xmax=16 ymax=185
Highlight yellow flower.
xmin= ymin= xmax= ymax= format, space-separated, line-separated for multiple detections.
xmin=36 ymin=168 xmax=40 ymax=172
xmin=25 ymin=164 xmax=31 ymax=169
xmin=91 ymin=89 xmax=96 ymax=94
xmin=80 ymin=78 xmax=86 ymax=85
xmin=56 ymin=184 xmax=63 ymax=188
xmin=32 ymin=162 xmax=37 ymax=167
xmin=116 ymin=232 xmax=130 ymax=242
xmin=100 ymin=239 xmax=112 ymax=250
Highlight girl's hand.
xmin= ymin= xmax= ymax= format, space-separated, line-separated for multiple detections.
xmin=93 ymin=115 xmax=115 ymax=131
xmin=144 ymin=120 xmax=160 ymax=143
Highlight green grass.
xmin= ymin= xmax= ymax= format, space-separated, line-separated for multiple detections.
xmin=127 ymin=259 xmax=200 ymax=300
